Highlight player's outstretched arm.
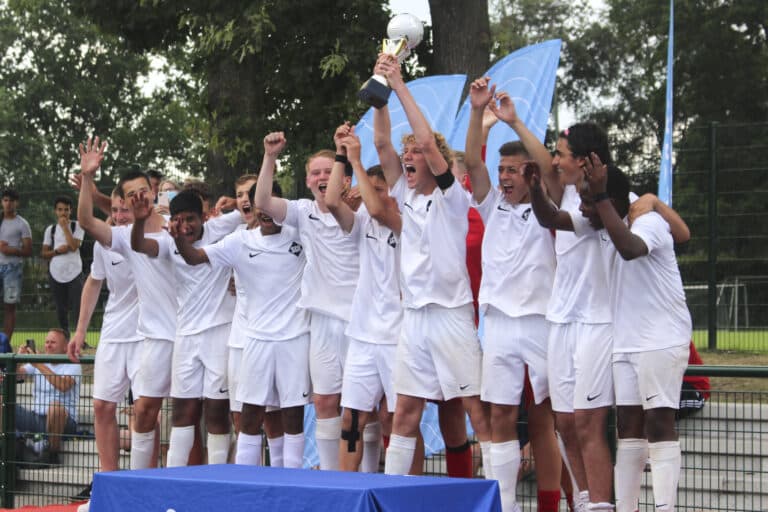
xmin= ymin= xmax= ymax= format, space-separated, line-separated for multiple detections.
xmin=379 ymin=54 xmax=450 ymax=178
xmin=70 ymin=173 xmax=111 ymax=217
xmin=373 ymin=103 xmax=402 ymax=188
xmin=464 ymin=77 xmax=495 ymax=203
xmin=68 ymin=274 xmax=103 ymax=362
xmin=253 ymin=132 xmax=289 ymax=223
xmin=524 ymin=162 xmax=574 ymax=231
xmin=585 ymin=154 xmax=648 ymax=260
xmin=170 ymin=217 xmax=209 ymax=266
xmin=629 ymin=193 xmax=690 ymax=245
xmin=326 ymin=123 xmax=356 ymax=233
xmin=77 ymin=136 xmax=113 ymax=247
xmin=130 ymin=191 xmax=159 ymax=257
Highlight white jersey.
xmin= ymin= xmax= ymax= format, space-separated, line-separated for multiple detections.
xmin=390 ymin=174 xmax=473 ymax=309
xmin=109 ymin=225 xmax=177 ymax=341
xmin=90 ymin=242 xmax=141 ymax=343
xmin=228 ymin=224 xmax=249 ymax=349
xmin=546 ymin=185 xmax=611 ymax=324
xmin=281 ymin=199 xmax=359 ymax=321
xmin=44 ymin=221 xmax=85 ymax=283
xmin=205 ymin=225 xmax=309 ymax=341
xmin=345 ymin=205 xmax=402 ymax=345
xmin=163 ymin=211 xmax=241 ymax=336
xmin=601 ymin=212 xmax=692 ymax=352
xmin=474 ymin=187 xmax=555 ymax=317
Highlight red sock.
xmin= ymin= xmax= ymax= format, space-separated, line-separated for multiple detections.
xmin=383 ymin=435 xmax=390 ymax=449
xmin=445 ymin=441 xmax=472 ymax=478
xmin=538 ymin=489 xmax=561 ymax=512
xmin=565 ymin=492 xmax=575 ymax=512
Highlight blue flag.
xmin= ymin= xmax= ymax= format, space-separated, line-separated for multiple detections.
xmin=658 ymin=0 xmax=675 ymax=205
xmin=449 ymin=39 xmax=561 ymax=186
xmin=355 ymin=74 xmax=467 ymax=170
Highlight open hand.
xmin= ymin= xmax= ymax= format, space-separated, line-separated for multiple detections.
xmin=583 ymin=152 xmax=608 ymax=194
xmin=522 ymin=161 xmax=542 ymax=189
xmin=79 ymin=135 xmax=107 ymax=176
xmin=469 ymin=76 xmax=496 ymax=110
xmin=489 ymin=92 xmax=519 ymax=125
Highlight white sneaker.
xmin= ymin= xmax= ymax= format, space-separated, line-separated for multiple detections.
xmin=77 ymin=501 xmax=90 ymax=512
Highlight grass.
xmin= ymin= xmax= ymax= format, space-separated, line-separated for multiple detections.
xmin=692 ymin=329 xmax=768 ymax=352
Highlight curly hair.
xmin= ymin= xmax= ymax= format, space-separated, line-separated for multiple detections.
xmin=400 ymin=132 xmax=453 ymax=168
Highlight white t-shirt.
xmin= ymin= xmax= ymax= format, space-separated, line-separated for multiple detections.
xmin=228 ymin=224 xmax=249 ymax=349
xmin=546 ymin=185 xmax=612 ymax=324
xmin=281 ymin=199 xmax=359 ymax=321
xmin=205 ymin=226 xmax=309 ymax=341
xmin=90 ymin=242 xmax=141 ymax=343
xmin=22 ymin=363 xmax=81 ymax=422
xmin=601 ymin=212 xmax=692 ymax=352
xmin=345 ymin=205 xmax=402 ymax=344
xmin=44 ymin=221 xmax=85 ymax=283
xmin=473 ymin=187 xmax=556 ymax=318
xmin=390 ymin=175 xmax=473 ymax=309
xmin=109 ymin=225 xmax=177 ymax=342
xmin=162 ymin=212 xmax=241 ymax=336
xmin=0 ymin=215 xmax=31 ymax=265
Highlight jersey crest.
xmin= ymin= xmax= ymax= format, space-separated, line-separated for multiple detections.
xmin=522 ymin=207 xmax=532 ymax=221
xmin=387 ymin=231 xmax=397 ymax=248
xmin=289 ymin=241 xmax=303 ymax=257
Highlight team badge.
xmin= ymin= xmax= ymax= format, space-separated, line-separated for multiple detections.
xmin=522 ymin=207 xmax=532 ymax=221
xmin=289 ymin=242 xmax=303 ymax=256
xmin=387 ymin=232 xmax=397 ymax=248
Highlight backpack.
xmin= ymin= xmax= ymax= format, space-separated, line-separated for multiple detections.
xmin=49 ymin=221 xmax=77 ymax=249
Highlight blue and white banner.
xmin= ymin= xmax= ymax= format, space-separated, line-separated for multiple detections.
xmin=658 ymin=0 xmax=675 ymax=205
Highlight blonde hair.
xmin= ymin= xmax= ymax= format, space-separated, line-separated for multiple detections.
xmin=400 ymin=132 xmax=453 ymax=168
xmin=305 ymin=149 xmax=336 ymax=172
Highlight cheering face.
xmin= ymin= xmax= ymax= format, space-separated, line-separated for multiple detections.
xmin=173 ymin=211 xmax=204 ymax=243
xmin=256 ymin=209 xmax=280 ymax=236
xmin=110 ymin=196 xmax=134 ymax=226
xmin=235 ymin=180 xmax=258 ymax=227
xmin=552 ymin=137 xmax=584 ymax=186
xmin=578 ymin=181 xmax=603 ymax=230
xmin=497 ymin=155 xmax=529 ymax=205
xmin=305 ymin=156 xmax=334 ymax=202
xmin=401 ymin=142 xmax=432 ymax=192
xmin=122 ymin=177 xmax=154 ymax=204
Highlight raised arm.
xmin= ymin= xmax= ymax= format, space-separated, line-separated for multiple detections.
xmin=464 ymin=77 xmax=495 ymax=203
xmin=523 ymin=162 xmax=574 ymax=231
xmin=629 ymin=193 xmax=690 ymax=245
xmin=379 ymin=54 xmax=449 ymax=176
xmin=490 ymin=92 xmax=562 ymax=204
xmin=253 ymin=132 xmax=289 ymax=223
xmin=77 ymin=136 xmax=113 ymax=247
xmin=373 ymin=103 xmax=402 ymax=188
xmin=170 ymin=217 xmax=209 ymax=266
xmin=71 ymin=173 xmax=111 ymax=216
xmin=67 ymin=275 xmax=103 ymax=362
xmin=130 ymin=191 xmax=159 ymax=257
xmin=325 ymin=123 xmax=356 ymax=233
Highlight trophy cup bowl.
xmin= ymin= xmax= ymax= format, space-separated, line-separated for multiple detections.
xmin=358 ymin=13 xmax=424 ymax=109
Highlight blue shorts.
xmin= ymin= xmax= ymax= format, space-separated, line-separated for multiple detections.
xmin=0 ymin=263 xmax=22 ymax=304
xmin=15 ymin=405 xmax=77 ymax=436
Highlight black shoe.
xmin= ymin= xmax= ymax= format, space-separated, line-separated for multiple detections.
xmin=71 ymin=482 xmax=92 ymax=501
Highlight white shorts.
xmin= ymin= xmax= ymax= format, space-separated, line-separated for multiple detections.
xmin=613 ymin=343 xmax=689 ymax=410
xmin=549 ymin=322 xmax=614 ymax=412
xmin=309 ymin=313 xmax=351 ymax=395
xmin=171 ymin=323 xmax=231 ymax=400
xmin=228 ymin=347 xmax=243 ymax=413
xmin=395 ymin=304 xmax=481 ymax=401
xmin=135 ymin=338 xmax=174 ymax=399
xmin=340 ymin=338 xmax=397 ymax=413
xmin=481 ymin=309 xmax=550 ymax=405
xmin=237 ymin=333 xmax=311 ymax=408
xmin=92 ymin=341 xmax=142 ymax=403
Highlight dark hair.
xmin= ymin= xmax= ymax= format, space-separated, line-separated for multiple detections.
xmin=54 ymin=195 xmax=73 ymax=208
xmin=146 ymin=170 xmax=163 ymax=181
xmin=366 ymin=165 xmax=385 ymax=181
xmin=498 ymin=141 xmax=530 ymax=158
xmin=183 ymin=180 xmax=212 ymax=203
xmin=116 ymin=170 xmax=151 ymax=198
xmin=560 ymin=122 xmax=613 ymax=166
xmin=248 ymin=182 xmax=282 ymax=205
xmin=170 ymin=190 xmax=204 ymax=217
xmin=1 ymin=188 xmax=19 ymax=201
xmin=48 ymin=327 xmax=70 ymax=342
xmin=606 ymin=165 xmax=631 ymax=217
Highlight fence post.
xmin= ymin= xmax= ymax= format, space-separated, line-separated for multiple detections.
xmin=1 ymin=355 xmax=18 ymax=509
xmin=707 ymin=122 xmax=718 ymax=350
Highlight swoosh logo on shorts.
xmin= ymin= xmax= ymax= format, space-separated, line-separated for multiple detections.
xmin=587 ymin=393 xmax=601 ymax=402
xmin=111 ymin=261 xmax=122 ymax=266
xmin=302 ymin=391 xmax=309 ymax=397
xmin=249 ymin=251 xmax=263 ymax=258
xmin=459 ymin=384 xmax=470 ymax=391
xmin=308 ymin=214 xmax=320 ymax=221
xmin=219 ymin=387 xmax=228 ymax=394
xmin=646 ymin=394 xmax=659 ymax=401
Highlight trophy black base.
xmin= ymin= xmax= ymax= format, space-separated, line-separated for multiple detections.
xmin=358 ymin=78 xmax=392 ymax=109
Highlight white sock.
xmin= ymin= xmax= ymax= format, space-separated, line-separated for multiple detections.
xmin=480 ymin=440 xmax=493 ymax=480
xmin=587 ymin=503 xmax=614 ymax=510
xmin=557 ymin=432 xmax=581 ymax=495
xmin=235 ymin=432 xmax=263 ymax=465
xmin=166 ymin=426 xmax=195 ymax=467
xmin=615 ymin=438 xmax=649 ymax=512
xmin=649 ymin=441 xmax=681 ymax=511
xmin=267 ymin=435 xmax=285 ymax=467
xmin=576 ymin=490 xmax=590 ymax=512
xmin=315 ymin=416 xmax=342 ymax=470
xmin=361 ymin=422 xmax=382 ymax=473
xmin=490 ymin=440 xmax=520 ymax=511
xmin=130 ymin=430 xmax=156 ymax=470
xmin=283 ymin=432 xmax=305 ymax=468
xmin=384 ymin=434 xmax=416 ymax=475
xmin=207 ymin=433 xmax=231 ymax=465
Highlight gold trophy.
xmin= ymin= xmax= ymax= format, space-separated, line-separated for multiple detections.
xmin=358 ymin=13 xmax=423 ymax=109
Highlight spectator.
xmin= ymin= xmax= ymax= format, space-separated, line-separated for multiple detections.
xmin=146 ymin=170 xmax=163 ymax=204
xmin=0 ymin=188 xmax=32 ymax=342
xmin=42 ymin=195 xmax=85 ymax=333
xmin=16 ymin=328 xmax=81 ymax=464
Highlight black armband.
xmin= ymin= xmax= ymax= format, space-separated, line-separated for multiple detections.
xmin=593 ymin=192 xmax=610 ymax=203
xmin=335 ymin=154 xmax=348 ymax=165
xmin=434 ymin=169 xmax=455 ymax=191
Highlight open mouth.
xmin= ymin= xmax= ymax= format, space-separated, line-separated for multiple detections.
xmin=318 ymin=183 xmax=328 ymax=193
xmin=404 ymin=165 xmax=416 ymax=174
xmin=502 ymin=185 xmax=514 ymax=194
xmin=259 ymin=213 xmax=274 ymax=223
xmin=242 ymin=205 xmax=252 ymax=215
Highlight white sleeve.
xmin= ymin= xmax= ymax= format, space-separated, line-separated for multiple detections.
xmin=204 ymin=232 xmax=238 ymax=269
xmin=73 ymin=222 xmax=85 ymax=241
xmin=631 ymin=212 xmax=671 ymax=255
xmin=156 ymin=231 xmax=174 ymax=260
xmin=42 ymin=226 xmax=52 ymax=247
xmin=441 ymin=179 xmax=471 ymax=216
xmin=349 ymin=205 xmax=369 ymax=240
xmin=91 ymin=244 xmax=106 ymax=280
xmin=569 ymin=209 xmax=593 ymax=237
xmin=280 ymin=199 xmax=303 ymax=229
xmin=204 ymin=211 xmax=243 ymax=242
xmin=471 ymin=187 xmax=500 ymax=224
xmin=389 ymin=175 xmax=407 ymax=210
xmin=108 ymin=226 xmax=127 ymax=254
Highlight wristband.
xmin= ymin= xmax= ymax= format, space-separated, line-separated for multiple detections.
xmin=434 ymin=170 xmax=455 ymax=191
xmin=593 ymin=192 xmax=610 ymax=203
xmin=335 ymin=154 xmax=348 ymax=165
